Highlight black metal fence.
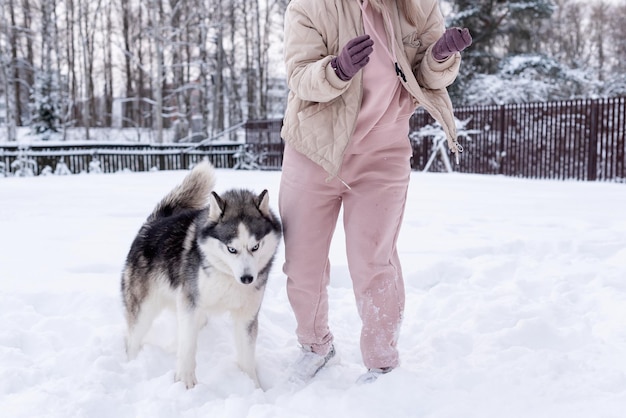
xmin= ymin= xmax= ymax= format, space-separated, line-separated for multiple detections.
xmin=1 ymin=97 xmax=624 ymax=181
xmin=410 ymin=97 xmax=625 ymax=181
xmin=0 ymin=142 xmax=285 ymax=175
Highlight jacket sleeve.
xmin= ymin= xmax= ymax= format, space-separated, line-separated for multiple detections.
xmin=412 ymin=1 xmax=461 ymax=90
xmin=284 ymin=1 xmax=350 ymax=103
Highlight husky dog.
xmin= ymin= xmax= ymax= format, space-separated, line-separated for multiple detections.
xmin=121 ymin=161 xmax=281 ymax=389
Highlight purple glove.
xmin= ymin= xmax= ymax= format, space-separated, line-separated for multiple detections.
xmin=331 ymin=34 xmax=374 ymax=81
xmin=432 ymin=28 xmax=472 ymax=61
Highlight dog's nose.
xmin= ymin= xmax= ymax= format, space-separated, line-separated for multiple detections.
xmin=240 ymin=274 xmax=254 ymax=285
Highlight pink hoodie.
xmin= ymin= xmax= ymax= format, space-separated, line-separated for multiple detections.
xmin=348 ymin=0 xmax=416 ymax=154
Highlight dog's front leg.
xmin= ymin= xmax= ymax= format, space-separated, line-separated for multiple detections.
xmin=175 ymin=296 xmax=201 ymax=389
xmin=232 ymin=310 xmax=261 ymax=388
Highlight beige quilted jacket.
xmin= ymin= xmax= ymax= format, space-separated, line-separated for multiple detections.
xmin=281 ymin=0 xmax=462 ymax=178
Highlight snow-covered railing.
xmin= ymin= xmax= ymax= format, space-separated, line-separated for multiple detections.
xmin=0 ymin=142 xmax=284 ymax=176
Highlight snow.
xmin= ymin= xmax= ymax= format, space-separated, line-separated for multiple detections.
xmin=1 ymin=169 xmax=625 ymax=417
xmin=2 ymin=126 xmax=246 ymax=145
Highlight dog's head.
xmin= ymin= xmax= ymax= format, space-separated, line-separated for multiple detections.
xmin=198 ymin=189 xmax=281 ymax=286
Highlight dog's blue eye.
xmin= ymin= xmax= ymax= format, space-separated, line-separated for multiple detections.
xmin=227 ymin=246 xmax=237 ymax=254
xmin=251 ymin=244 xmax=259 ymax=252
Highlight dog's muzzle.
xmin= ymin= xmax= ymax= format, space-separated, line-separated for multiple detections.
xmin=240 ymin=274 xmax=254 ymax=285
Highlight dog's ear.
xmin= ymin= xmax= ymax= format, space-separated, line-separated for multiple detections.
xmin=208 ymin=191 xmax=225 ymax=222
xmin=256 ymin=190 xmax=271 ymax=217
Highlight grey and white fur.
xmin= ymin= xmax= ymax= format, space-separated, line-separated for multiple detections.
xmin=121 ymin=161 xmax=282 ymax=389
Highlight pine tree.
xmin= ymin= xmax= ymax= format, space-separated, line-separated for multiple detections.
xmin=446 ymin=0 xmax=555 ymax=103
xmin=29 ymin=70 xmax=62 ymax=138
xmin=462 ymin=54 xmax=592 ymax=105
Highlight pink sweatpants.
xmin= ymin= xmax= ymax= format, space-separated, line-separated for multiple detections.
xmin=279 ymin=126 xmax=412 ymax=370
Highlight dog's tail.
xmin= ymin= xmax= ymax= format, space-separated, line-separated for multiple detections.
xmin=148 ymin=160 xmax=216 ymax=220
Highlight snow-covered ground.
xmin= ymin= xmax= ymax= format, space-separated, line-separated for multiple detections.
xmin=1 ymin=169 xmax=625 ymax=418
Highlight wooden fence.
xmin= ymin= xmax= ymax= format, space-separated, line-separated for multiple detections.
xmin=1 ymin=97 xmax=624 ymax=181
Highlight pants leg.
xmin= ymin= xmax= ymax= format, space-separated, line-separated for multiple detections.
xmin=341 ymin=133 xmax=412 ymax=370
xmin=279 ymin=145 xmax=341 ymax=355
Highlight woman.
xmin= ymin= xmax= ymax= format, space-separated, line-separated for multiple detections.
xmin=280 ymin=0 xmax=471 ymax=383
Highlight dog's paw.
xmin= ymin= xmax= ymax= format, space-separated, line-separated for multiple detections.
xmin=175 ymin=369 xmax=198 ymax=389
xmin=250 ymin=373 xmax=262 ymax=390
xmin=125 ymin=341 xmax=140 ymax=361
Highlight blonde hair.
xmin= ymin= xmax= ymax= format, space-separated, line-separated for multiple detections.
xmin=368 ymin=0 xmax=419 ymax=27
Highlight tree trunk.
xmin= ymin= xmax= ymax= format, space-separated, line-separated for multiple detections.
xmin=9 ymin=0 xmax=22 ymax=125
xmin=0 ymin=0 xmax=18 ymax=140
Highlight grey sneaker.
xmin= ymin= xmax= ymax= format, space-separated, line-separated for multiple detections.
xmin=356 ymin=367 xmax=393 ymax=384
xmin=289 ymin=344 xmax=336 ymax=383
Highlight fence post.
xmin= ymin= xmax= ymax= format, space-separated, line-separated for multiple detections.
xmin=587 ymin=99 xmax=599 ymax=181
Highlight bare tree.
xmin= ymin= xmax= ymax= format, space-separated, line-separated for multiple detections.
xmin=196 ymin=0 xmax=212 ymax=141
xmin=542 ymin=0 xmax=587 ymax=69
xmin=212 ymin=1 xmax=226 ymax=136
xmin=20 ymin=0 xmax=35 ymax=120
xmin=0 ymin=0 xmax=18 ymax=140
xmin=589 ymin=1 xmax=611 ymax=83
xmin=102 ymin=1 xmax=114 ymax=127
xmin=609 ymin=2 xmax=626 ymax=75
xmin=120 ymin=0 xmax=134 ymax=128
xmin=63 ymin=0 xmax=79 ymax=127
xmin=146 ymin=0 xmax=165 ymax=143
xmin=76 ymin=0 xmax=104 ymax=138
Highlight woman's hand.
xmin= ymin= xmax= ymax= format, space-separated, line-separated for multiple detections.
xmin=331 ymin=35 xmax=374 ymax=81
xmin=432 ymin=28 xmax=472 ymax=61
